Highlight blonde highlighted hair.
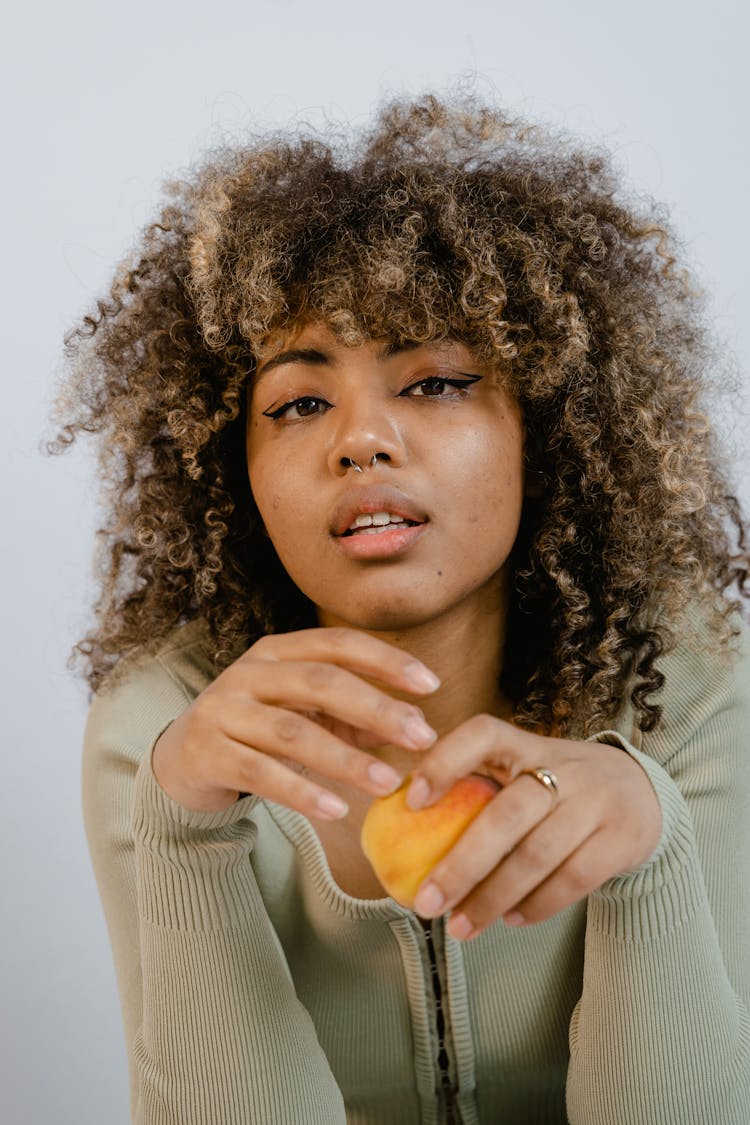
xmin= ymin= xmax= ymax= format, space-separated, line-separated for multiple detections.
xmin=49 ymin=91 xmax=749 ymax=734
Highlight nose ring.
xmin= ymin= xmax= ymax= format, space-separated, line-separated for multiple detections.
xmin=344 ymin=454 xmax=385 ymax=473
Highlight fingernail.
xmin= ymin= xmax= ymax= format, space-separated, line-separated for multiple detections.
xmin=504 ymin=910 xmax=526 ymax=927
xmin=404 ymin=661 xmax=441 ymax=692
xmin=448 ymin=913 xmax=476 ymax=941
xmin=316 ymin=792 xmax=349 ymax=819
xmin=403 ymin=716 xmax=438 ymax=749
xmin=367 ymin=761 xmax=403 ymax=794
xmin=406 ymin=775 xmax=431 ymax=809
xmin=414 ymin=882 xmax=445 ymax=916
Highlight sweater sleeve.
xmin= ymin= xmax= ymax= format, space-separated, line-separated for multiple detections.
xmin=566 ymin=621 xmax=750 ymax=1125
xmin=82 ymin=644 xmax=346 ymax=1125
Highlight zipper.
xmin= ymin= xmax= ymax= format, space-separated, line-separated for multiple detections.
xmin=420 ymin=917 xmax=459 ymax=1124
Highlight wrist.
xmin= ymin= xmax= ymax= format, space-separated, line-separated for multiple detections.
xmin=152 ymin=724 xmax=239 ymax=813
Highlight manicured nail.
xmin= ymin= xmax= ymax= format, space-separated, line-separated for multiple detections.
xmin=404 ymin=661 xmax=441 ymax=692
xmin=504 ymin=910 xmax=526 ymax=927
xmin=316 ymin=792 xmax=349 ymax=819
xmin=448 ymin=913 xmax=476 ymax=941
xmin=406 ymin=775 xmax=432 ymax=809
xmin=413 ymin=882 xmax=445 ymax=916
xmin=403 ymin=716 xmax=438 ymax=749
xmin=367 ymin=761 xmax=403 ymax=793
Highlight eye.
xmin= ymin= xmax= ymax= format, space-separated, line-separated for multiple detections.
xmin=262 ymin=396 xmax=331 ymax=421
xmin=402 ymin=374 xmax=482 ymax=398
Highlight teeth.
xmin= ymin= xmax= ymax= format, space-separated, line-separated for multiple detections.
xmin=351 ymin=511 xmax=406 ymax=530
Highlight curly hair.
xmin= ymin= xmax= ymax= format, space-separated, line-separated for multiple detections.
xmin=48 ymin=90 xmax=749 ymax=736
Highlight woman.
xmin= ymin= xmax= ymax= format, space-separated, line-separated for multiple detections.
xmin=51 ymin=92 xmax=750 ymax=1123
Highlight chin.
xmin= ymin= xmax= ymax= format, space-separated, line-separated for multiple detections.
xmin=355 ymin=607 xmax=435 ymax=632
xmin=318 ymin=593 xmax=442 ymax=633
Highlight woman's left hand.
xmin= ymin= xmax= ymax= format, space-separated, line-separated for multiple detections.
xmin=407 ymin=716 xmax=663 ymax=940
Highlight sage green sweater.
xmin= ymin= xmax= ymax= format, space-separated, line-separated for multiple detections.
xmin=82 ymin=614 xmax=750 ymax=1124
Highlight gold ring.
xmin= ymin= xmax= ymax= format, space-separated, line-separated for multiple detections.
xmin=520 ymin=766 xmax=559 ymax=807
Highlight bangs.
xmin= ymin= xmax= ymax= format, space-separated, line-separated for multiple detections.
xmin=189 ymin=162 xmax=514 ymax=369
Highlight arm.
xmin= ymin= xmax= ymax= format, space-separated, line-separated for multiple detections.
xmin=567 ymin=625 xmax=750 ymax=1125
xmin=82 ymin=649 xmax=346 ymax=1125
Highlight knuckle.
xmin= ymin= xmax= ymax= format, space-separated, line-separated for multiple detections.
xmin=460 ymin=891 xmax=491 ymax=927
xmin=431 ymin=836 xmax=479 ymax=889
xmin=304 ymin=662 xmax=337 ymax=692
xmin=516 ymin=833 xmax=548 ymax=869
xmin=249 ymin=634 xmax=272 ymax=656
xmin=284 ymin=773 xmax=313 ymax=810
xmin=336 ymin=744 xmax=362 ymax=779
xmin=430 ymin=860 xmax=461 ymax=897
xmin=498 ymin=790 xmax=526 ymax=832
xmin=564 ymin=854 xmax=596 ymax=897
xmin=371 ymin=693 xmax=400 ymax=725
xmin=468 ymin=712 xmax=500 ymax=740
xmin=190 ymin=690 xmax=221 ymax=731
xmin=236 ymin=754 xmax=259 ymax=792
xmin=423 ymin=759 xmax=458 ymax=794
xmin=274 ymin=712 xmax=306 ymax=744
xmin=325 ymin=627 xmax=352 ymax=651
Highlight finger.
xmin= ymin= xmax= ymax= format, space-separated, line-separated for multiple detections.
xmin=439 ymin=809 xmax=598 ymax=937
xmin=224 ymin=738 xmax=353 ymax=822
xmin=412 ymin=775 xmax=566 ymax=917
xmin=234 ymin=660 xmax=438 ymax=752
xmin=507 ymin=829 xmax=634 ymax=927
xmin=405 ymin=714 xmax=549 ymax=809
xmin=302 ymin=712 xmax=387 ymax=751
xmin=247 ymin=627 xmax=441 ymax=695
xmin=224 ymin=700 xmax=410 ymax=798
xmin=304 ymin=712 xmax=413 ymax=753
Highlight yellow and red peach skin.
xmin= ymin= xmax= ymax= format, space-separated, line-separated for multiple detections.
xmin=361 ymin=772 xmax=499 ymax=909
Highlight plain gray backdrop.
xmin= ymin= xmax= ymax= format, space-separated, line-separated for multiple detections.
xmin=3 ymin=1 xmax=748 ymax=1121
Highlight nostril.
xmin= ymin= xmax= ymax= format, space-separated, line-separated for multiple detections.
xmin=341 ymin=453 xmax=391 ymax=472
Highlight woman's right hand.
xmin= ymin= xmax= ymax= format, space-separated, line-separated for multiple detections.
xmin=151 ymin=627 xmax=440 ymax=818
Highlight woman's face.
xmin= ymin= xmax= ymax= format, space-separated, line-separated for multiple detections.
xmin=246 ymin=322 xmax=525 ymax=632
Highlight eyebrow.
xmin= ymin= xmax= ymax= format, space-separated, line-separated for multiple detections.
xmin=255 ymin=339 xmax=427 ymax=379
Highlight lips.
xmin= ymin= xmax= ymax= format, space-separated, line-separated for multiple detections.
xmin=331 ymin=486 xmax=429 ymax=538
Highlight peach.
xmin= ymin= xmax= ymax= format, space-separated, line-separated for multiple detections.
xmin=360 ymin=772 xmax=499 ymax=909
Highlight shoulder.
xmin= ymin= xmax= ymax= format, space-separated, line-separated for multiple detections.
xmin=636 ymin=602 xmax=750 ymax=766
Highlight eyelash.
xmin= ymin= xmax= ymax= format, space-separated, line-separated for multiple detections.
xmin=262 ymin=374 xmax=482 ymax=421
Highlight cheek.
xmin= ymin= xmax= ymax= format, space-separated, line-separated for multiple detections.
xmin=248 ymin=453 xmax=286 ymax=529
xmin=447 ymin=416 xmax=525 ymax=524
xmin=247 ymin=450 xmax=317 ymax=565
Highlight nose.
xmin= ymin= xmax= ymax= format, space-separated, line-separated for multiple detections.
xmin=326 ymin=397 xmax=407 ymax=477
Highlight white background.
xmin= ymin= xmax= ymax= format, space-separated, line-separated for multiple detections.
xmin=2 ymin=1 xmax=748 ymax=1121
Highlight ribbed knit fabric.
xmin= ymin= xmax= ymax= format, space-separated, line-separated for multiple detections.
xmin=82 ymin=614 xmax=750 ymax=1124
